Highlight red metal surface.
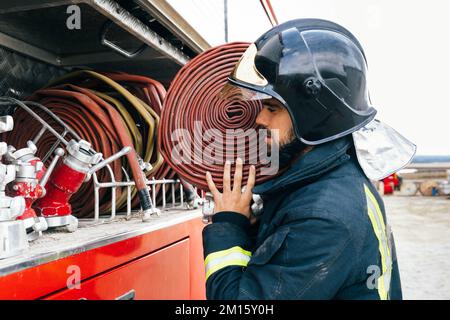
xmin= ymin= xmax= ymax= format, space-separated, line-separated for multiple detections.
xmin=10 ymin=181 xmax=44 ymax=220
xmin=45 ymin=239 xmax=191 ymax=300
xmin=35 ymin=162 xmax=86 ymax=217
xmin=7 ymin=158 xmax=46 ymax=220
xmin=0 ymin=217 xmax=206 ymax=300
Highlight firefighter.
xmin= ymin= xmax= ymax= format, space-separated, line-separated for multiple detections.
xmin=203 ymin=19 xmax=403 ymax=299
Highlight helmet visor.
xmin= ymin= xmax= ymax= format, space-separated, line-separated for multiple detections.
xmin=230 ymin=43 xmax=268 ymax=87
xmin=219 ymin=82 xmax=272 ymax=101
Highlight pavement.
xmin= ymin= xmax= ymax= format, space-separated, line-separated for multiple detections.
xmin=383 ymin=195 xmax=450 ymax=300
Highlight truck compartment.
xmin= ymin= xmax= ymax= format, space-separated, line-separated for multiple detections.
xmin=0 ymin=0 xmax=208 ymax=299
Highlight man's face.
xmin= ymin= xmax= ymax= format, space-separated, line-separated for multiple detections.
xmin=256 ymin=98 xmax=295 ymax=147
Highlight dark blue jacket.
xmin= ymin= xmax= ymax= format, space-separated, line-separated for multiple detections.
xmin=202 ymin=137 xmax=402 ymax=299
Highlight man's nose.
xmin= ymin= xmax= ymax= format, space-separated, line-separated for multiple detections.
xmin=255 ymin=107 xmax=270 ymax=127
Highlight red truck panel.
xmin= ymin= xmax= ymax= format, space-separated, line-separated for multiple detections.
xmin=0 ymin=216 xmax=206 ymax=300
xmin=46 ymin=239 xmax=190 ymax=300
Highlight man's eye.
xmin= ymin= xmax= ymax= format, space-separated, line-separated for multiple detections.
xmin=267 ymin=107 xmax=277 ymax=113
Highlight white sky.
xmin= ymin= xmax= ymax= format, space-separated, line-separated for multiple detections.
xmin=168 ymin=0 xmax=450 ymax=155
xmin=270 ymin=0 xmax=450 ymax=155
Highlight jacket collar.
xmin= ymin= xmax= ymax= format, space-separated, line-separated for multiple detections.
xmin=253 ymin=136 xmax=352 ymax=195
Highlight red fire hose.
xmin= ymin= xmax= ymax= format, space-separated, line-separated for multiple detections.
xmin=159 ymin=42 xmax=278 ymax=191
xmin=5 ymin=71 xmax=167 ymax=218
xmin=97 ymin=72 xmax=177 ymax=184
xmin=102 ymin=72 xmax=166 ymax=115
xmin=84 ymin=72 xmax=196 ymax=204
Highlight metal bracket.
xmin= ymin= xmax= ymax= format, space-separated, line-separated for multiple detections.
xmin=100 ymin=20 xmax=147 ymax=58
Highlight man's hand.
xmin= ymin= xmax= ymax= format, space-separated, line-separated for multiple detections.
xmin=205 ymin=158 xmax=256 ymax=219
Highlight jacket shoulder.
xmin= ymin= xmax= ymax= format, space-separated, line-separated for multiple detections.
xmin=277 ymin=159 xmax=375 ymax=250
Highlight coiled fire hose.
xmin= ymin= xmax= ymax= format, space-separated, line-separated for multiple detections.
xmin=4 ymin=71 xmax=168 ymax=218
xmin=97 ymin=72 xmax=176 ymax=183
xmin=98 ymin=72 xmax=199 ymax=205
xmin=160 ymin=42 xmax=278 ymax=191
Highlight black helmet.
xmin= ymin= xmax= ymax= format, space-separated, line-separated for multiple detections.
xmin=221 ymin=19 xmax=377 ymax=145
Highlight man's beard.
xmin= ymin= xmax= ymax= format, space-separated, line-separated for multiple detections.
xmin=271 ymin=128 xmax=308 ymax=168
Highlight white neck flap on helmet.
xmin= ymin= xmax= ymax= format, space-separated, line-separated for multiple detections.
xmin=352 ymin=119 xmax=417 ymax=181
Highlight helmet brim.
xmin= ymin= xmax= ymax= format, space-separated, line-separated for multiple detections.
xmin=218 ymin=82 xmax=273 ymax=101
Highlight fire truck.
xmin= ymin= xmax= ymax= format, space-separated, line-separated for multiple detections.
xmin=0 ymin=0 xmax=276 ymax=300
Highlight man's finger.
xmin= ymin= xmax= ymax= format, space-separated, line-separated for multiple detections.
xmin=223 ymin=160 xmax=231 ymax=192
xmin=206 ymin=171 xmax=220 ymax=198
xmin=243 ymin=165 xmax=256 ymax=201
xmin=233 ymin=157 xmax=243 ymax=192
